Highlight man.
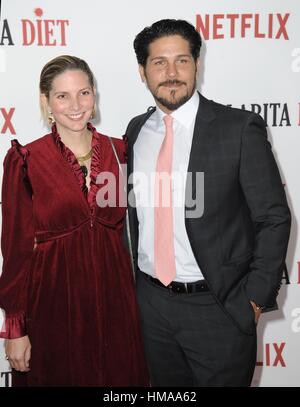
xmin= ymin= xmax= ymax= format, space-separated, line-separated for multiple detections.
xmin=125 ymin=19 xmax=291 ymax=386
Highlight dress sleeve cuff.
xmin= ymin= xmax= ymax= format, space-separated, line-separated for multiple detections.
xmin=0 ymin=312 xmax=27 ymax=339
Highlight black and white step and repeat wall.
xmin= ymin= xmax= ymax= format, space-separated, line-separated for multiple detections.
xmin=0 ymin=0 xmax=299 ymax=387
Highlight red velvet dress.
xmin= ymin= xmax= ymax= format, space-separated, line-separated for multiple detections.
xmin=0 ymin=123 xmax=149 ymax=386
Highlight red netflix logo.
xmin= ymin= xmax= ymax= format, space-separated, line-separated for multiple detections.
xmin=21 ymin=8 xmax=69 ymax=46
xmin=0 ymin=108 xmax=15 ymax=135
xmin=196 ymin=13 xmax=290 ymax=40
xmin=256 ymin=342 xmax=286 ymax=367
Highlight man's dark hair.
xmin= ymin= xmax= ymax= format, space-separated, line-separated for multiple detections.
xmin=133 ymin=19 xmax=202 ymax=67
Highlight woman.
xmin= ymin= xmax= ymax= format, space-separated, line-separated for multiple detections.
xmin=0 ymin=55 xmax=148 ymax=386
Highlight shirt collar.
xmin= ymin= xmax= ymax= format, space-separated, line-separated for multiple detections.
xmin=155 ymin=91 xmax=199 ymax=129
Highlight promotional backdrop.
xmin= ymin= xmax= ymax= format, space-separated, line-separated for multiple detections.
xmin=0 ymin=0 xmax=299 ymax=387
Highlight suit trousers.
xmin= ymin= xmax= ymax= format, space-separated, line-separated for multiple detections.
xmin=136 ymin=271 xmax=257 ymax=387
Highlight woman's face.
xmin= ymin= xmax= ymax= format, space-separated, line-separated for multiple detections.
xmin=45 ymin=69 xmax=95 ymax=135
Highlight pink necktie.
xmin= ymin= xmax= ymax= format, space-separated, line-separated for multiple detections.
xmin=154 ymin=115 xmax=176 ymax=286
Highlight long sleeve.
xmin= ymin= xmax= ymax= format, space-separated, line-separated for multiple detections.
xmin=0 ymin=142 xmax=35 ymax=339
xmin=239 ymin=114 xmax=291 ymax=308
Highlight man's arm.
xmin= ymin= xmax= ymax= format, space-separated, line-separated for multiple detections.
xmin=239 ymin=113 xmax=291 ymax=310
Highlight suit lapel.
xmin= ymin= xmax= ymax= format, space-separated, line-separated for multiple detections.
xmin=126 ymin=107 xmax=156 ymax=270
xmin=187 ymin=93 xmax=216 ymax=174
xmin=185 ymin=93 xmax=216 ymax=212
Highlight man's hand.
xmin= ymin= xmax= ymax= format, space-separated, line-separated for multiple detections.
xmin=5 ymin=335 xmax=31 ymax=372
xmin=250 ymin=301 xmax=262 ymax=324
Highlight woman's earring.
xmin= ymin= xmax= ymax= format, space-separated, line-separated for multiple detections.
xmin=48 ymin=111 xmax=55 ymax=125
xmin=90 ymin=106 xmax=96 ymax=120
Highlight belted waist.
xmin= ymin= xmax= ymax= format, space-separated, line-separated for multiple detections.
xmin=35 ymin=217 xmax=122 ymax=243
xmin=141 ymin=272 xmax=210 ymax=294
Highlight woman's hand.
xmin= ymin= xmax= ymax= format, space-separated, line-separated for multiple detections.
xmin=5 ymin=335 xmax=31 ymax=372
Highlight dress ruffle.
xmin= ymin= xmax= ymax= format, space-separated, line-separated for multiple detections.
xmin=10 ymin=139 xmax=32 ymax=196
xmin=122 ymin=134 xmax=128 ymax=162
xmin=0 ymin=311 xmax=27 ymax=339
xmin=88 ymin=123 xmax=102 ymax=210
xmin=52 ymin=123 xmax=100 ymax=198
xmin=11 ymin=139 xmax=29 ymax=161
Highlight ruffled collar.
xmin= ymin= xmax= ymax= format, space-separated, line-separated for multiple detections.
xmin=51 ymin=122 xmax=102 ymax=210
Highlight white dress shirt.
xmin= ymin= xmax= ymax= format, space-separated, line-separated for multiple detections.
xmin=133 ymin=92 xmax=204 ymax=282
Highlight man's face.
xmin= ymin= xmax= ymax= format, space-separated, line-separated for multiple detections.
xmin=139 ymin=35 xmax=199 ymax=113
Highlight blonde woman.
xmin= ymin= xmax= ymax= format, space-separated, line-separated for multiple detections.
xmin=0 ymin=55 xmax=148 ymax=386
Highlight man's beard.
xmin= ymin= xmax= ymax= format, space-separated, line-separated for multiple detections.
xmin=153 ymin=79 xmax=196 ymax=111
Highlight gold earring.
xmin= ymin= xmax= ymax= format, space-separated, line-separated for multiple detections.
xmin=90 ymin=106 xmax=96 ymax=120
xmin=48 ymin=112 xmax=55 ymax=125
